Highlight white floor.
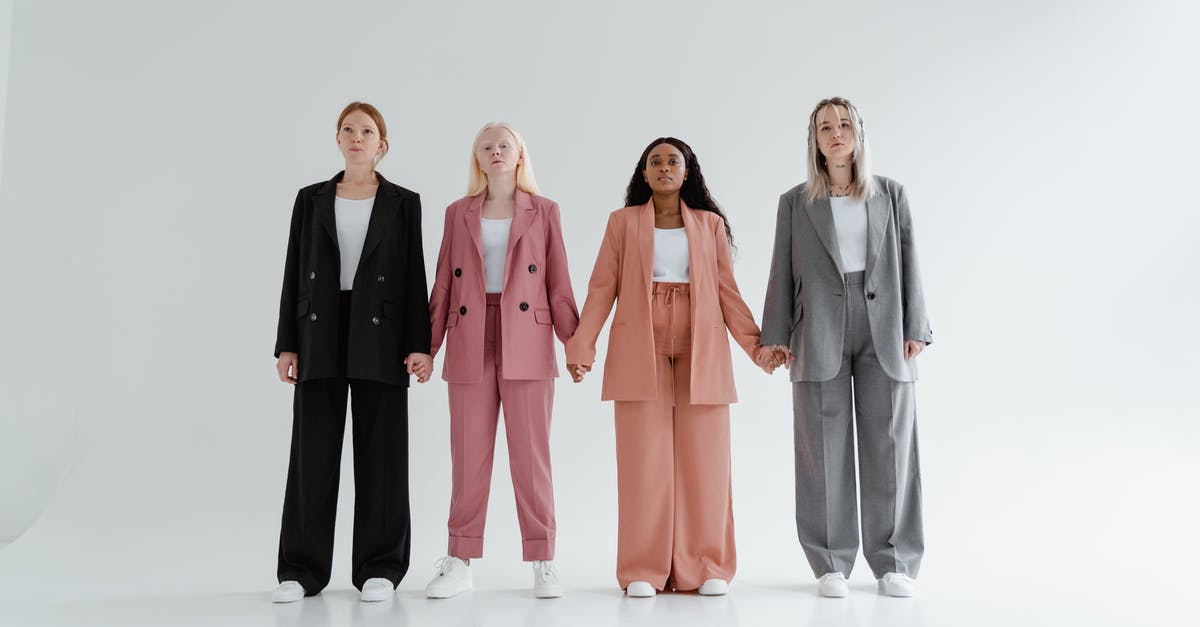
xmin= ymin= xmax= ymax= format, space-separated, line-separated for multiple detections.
xmin=2 ymin=411 xmax=1198 ymax=626
xmin=1 ymin=577 xmax=1179 ymax=627
xmin=2 ymin=558 xmax=1197 ymax=627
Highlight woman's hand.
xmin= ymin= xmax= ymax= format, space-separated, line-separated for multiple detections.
xmin=904 ymin=340 xmax=925 ymax=361
xmin=405 ymin=353 xmax=434 ymax=383
xmin=566 ymin=363 xmax=591 ymax=383
xmin=753 ymin=345 xmax=776 ymax=373
xmin=754 ymin=345 xmax=793 ymax=374
xmin=276 ymin=352 xmax=299 ymax=384
xmin=753 ymin=343 xmax=792 ymax=372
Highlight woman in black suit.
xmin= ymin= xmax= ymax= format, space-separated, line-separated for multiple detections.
xmin=271 ymin=102 xmax=432 ymax=603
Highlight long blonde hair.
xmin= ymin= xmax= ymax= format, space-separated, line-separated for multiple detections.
xmin=466 ymin=122 xmax=539 ymax=196
xmin=805 ymin=97 xmax=876 ymax=204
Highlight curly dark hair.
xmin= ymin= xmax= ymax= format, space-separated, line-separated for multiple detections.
xmin=624 ymin=137 xmax=733 ymax=246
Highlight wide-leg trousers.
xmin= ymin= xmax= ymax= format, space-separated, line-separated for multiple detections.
xmin=792 ymin=271 xmax=923 ymax=579
xmin=277 ymin=291 xmax=411 ymax=594
xmin=445 ymin=292 xmax=556 ymax=562
xmin=613 ymin=282 xmax=736 ymax=591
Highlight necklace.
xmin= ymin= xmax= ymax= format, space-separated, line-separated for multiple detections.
xmin=829 ymin=182 xmax=852 ymax=198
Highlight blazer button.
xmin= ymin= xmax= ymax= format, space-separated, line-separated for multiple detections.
xmin=528 ymin=264 xmax=537 ymax=273
xmin=309 ymin=271 xmax=316 ymax=280
xmin=309 ymin=313 xmax=318 ymax=322
xmin=459 ymin=306 xmax=467 ymax=315
xmin=454 ymin=268 xmax=462 ymax=277
xmin=372 ymin=316 xmax=380 ymax=325
xmin=519 ymin=302 xmax=529 ymax=311
xmin=866 ymin=292 xmax=876 ymax=300
xmin=377 ymin=274 xmax=385 ymax=283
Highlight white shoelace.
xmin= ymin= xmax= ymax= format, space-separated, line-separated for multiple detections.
xmin=533 ymin=560 xmax=557 ymax=580
xmin=434 ymin=556 xmax=457 ymax=576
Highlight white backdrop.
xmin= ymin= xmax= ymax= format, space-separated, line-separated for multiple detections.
xmin=1 ymin=1 xmax=1199 ymax=625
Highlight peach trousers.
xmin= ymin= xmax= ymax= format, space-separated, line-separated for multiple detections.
xmin=446 ymin=293 xmax=556 ymax=561
xmin=613 ymin=282 xmax=736 ymax=591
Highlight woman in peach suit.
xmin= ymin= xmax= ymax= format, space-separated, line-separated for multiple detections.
xmin=566 ymin=137 xmax=778 ymax=597
xmin=418 ymin=123 xmax=579 ymax=599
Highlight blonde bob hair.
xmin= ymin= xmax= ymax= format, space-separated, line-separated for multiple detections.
xmin=466 ymin=122 xmax=539 ymax=196
xmin=805 ymin=97 xmax=876 ymax=204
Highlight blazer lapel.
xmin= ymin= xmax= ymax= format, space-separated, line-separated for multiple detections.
xmin=638 ymin=201 xmax=655 ymax=290
xmin=864 ymin=189 xmax=890 ymax=280
xmin=501 ymin=190 xmax=536 ymax=293
xmin=680 ymin=201 xmax=705 ymax=330
xmin=357 ymin=175 xmax=400 ymax=264
xmin=805 ymin=196 xmax=845 ymax=277
xmin=314 ymin=172 xmax=340 ymax=257
xmin=680 ymin=201 xmax=704 ymax=286
xmin=463 ymin=193 xmax=486 ymax=292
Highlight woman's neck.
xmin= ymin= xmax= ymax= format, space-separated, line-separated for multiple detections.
xmin=825 ymin=162 xmax=853 ymax=187
xmin=342 ymin=164 xmax=377 ymax=185
xmin=651 ymin=192 xmax=681 ymax=215
xmin=486 ymin=173 xmax=517 ymax=202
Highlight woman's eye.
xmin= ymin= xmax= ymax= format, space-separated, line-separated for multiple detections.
xmin=363 ymin=129 xmax=373 ymax=135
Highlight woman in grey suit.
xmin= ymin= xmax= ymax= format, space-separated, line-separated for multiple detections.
xmin=760 ymin=97 xmax=932 ymax=598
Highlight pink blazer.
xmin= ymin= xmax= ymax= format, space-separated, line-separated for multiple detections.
xmin=565 ymin=201 xmax=761 ymax=404
xmin=429 ymin=191 xmax=579 ymax=382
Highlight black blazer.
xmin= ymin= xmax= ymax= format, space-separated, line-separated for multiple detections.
xmin=274 ymin=171 xmax=432 ymax=386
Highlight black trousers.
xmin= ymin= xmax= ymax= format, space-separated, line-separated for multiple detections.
xmin=277 ymin=291 xmax=411 ymax=593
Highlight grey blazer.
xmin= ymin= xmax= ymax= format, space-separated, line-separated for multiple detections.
xmin=761 ymin=175 xmax=932 ymax=382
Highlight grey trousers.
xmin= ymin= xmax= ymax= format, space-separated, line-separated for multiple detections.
xmin=792 ymin=271 xmax=923 ymax=579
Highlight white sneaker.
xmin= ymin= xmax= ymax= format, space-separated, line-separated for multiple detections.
xmin=425 ymin=556 xmax=472 ymax=598
xmin=360 ymin=577 xmax=394 ymax=602
xmin=878 ymin=572 xmax=916 ymax=597
xmin=698 ymin=579 xmax=729 ymax=596
xmin=272 ymin=580 xmax=304 ymax=603
xmin=532 ymin=560 xmax=563 ymax=598
xmin=626 ymin=581 xmax=656 ymax=597
xmin=817 ymin=572 xmax=849 ymax=597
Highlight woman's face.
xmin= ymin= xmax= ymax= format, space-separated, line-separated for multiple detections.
xmin=814 ymin=104 xmax=856 ymax=163
xmin=336 ymin=110 xmax=385 ymax=166
xmin=643 ymin=143 xmax=688 ymax=195
xmin=475 ymin=127 xmax=522 ymax=178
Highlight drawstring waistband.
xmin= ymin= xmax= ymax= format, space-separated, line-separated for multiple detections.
xmin=652 ymin=282 xmax=689 ymax=405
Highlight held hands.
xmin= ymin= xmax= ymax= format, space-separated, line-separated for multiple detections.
xmin=566 ymin=363 xmax=591 ymax=383
xmin=904 ymin=340 xmax=926 ymax=361
xmin=753 ymin=344 xmax=794 ymax=374
xmin=276 ymin=352 xmax=299 ymax=384
xmin=405 ymin=353 xmax=434 ymax=383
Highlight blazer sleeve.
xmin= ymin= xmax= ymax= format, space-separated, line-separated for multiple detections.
xmin=274 ymin=190 xmax=304 ymax=358
xmin=543 ymin=201 xmax=580 ymax=343
xmin=713 ymin=217 xmax=762 ymax=360
xmin=896 ymin=185 xmax=933 ymax=344
xmin=760 ymin=192 xmax=795 ymax=347
xmin=565 ymin=211 xmax=622 ymax=366
xmin=428 ymin=203 xmax=455 ymax=357
xmin=402 ymin=192 xmax=433 ymax=356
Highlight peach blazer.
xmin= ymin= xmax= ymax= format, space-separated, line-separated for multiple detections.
xmin=429 ymin=191 xmax=579 ymax=382
xmin=565 ymin=201 xmax=761 ymax=404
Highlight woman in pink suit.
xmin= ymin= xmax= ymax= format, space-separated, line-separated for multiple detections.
xmin=566 ymin=137 xmax=778 ymax=597
xmin=417 ymin=122 xmax=579 ymax=599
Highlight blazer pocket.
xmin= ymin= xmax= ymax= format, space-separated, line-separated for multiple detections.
xmin=791 ymin=305 xmax=804 ymax=329
xmin=295 ymin=298 xmax=310 ymax=318
xmin=445 ymin=312 xmax=460 ymax=328
xmin=611 ymin=321 xmax=627 ymax=328
xmin=382 ymin=300 xmax=403 ymax=320
xmin=534 ymin=308 xmax=552 ymax=325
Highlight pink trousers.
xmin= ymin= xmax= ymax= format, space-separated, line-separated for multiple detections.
xmin=446 ymin=293 xmax=556 ymax=561
xmin=613 ymin=283 xmax=736 ymax=591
